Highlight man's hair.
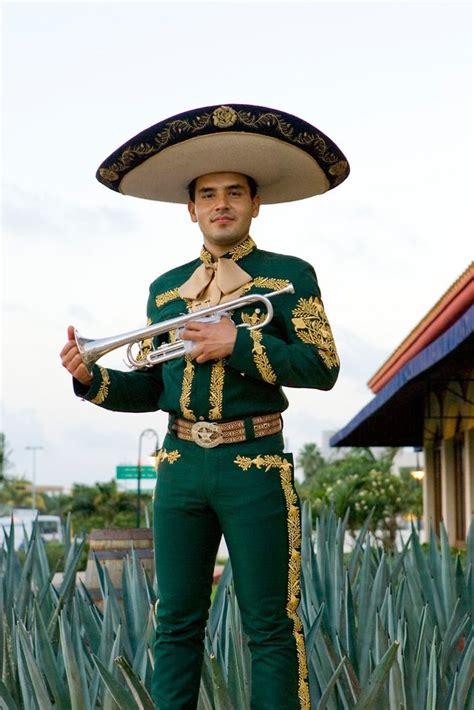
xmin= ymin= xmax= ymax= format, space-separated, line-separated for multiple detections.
xmin=187 ymin=175 xmax=258 ymax=202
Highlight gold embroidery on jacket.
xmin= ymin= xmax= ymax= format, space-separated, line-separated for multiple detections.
xmin=91 ymin=367 xmax=110 ymax=405
xmin=242 ymin=276 xmax=290 ymax=293
xmin=135 ymin=317 xmax=153 ymax=364
xmin=209 ymin=359 xmax=225 ymax=420
xmin=250 ymin=330 xmax=277 ymax=384
xmin=228 ymin=235 xmax=256 ymax=261
xmin=292 ymin=296 xmax=339 ymax=369
xmin=233 ymin=454 xmax=310 ymax=710
xmin=199 ymin=246 xmax=213 ymax=265
xmin=200 ymin=236 xmax=256 ymax=265
xmin=155 ymin=449 xmax=181 ymax=467
xmin=240 ymin=311 xmax=277 ymax=385
xmin=180 ymin=356 xmax=196 ymax=421
xmin=155 ymin=289 xmax=180 ymax=308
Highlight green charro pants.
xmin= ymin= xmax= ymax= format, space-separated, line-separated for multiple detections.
xmin=151 ymin=431 xmax=310 ymax=710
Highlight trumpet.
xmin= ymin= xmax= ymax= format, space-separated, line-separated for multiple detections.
xmin=75 ymin=283 xmax=295 ymax=371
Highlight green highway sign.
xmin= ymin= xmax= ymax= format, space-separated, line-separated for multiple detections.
xmin=116 ymin=465 xmax=156 ymax=480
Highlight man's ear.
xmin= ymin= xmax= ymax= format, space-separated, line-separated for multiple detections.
xmin=252 ymin=195 xmax=261 ymax=218
xmin=188 ymin=201 xmax=198 ymax=223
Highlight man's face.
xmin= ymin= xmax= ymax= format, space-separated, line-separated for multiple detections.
xmin=188 ymin=172 xmax=260 ymax=253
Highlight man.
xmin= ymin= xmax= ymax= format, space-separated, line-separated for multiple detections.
xmin=60 ymin=104 xmax=349 ymax=710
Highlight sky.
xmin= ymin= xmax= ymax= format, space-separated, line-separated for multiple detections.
xmin=1 ymin=0 xmax=472 ymax=491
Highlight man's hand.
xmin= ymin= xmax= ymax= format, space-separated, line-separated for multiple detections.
xmin=180 ymin=316 xmax=237 ymax=363
xmin=60 ymin=326 xmax=93 ymax=386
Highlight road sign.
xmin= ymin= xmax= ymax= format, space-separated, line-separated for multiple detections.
xmin=116 ymin=465 xmax=156 ymax=480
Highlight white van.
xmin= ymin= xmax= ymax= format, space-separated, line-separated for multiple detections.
xmin=0 ymin=509 xmax=63 ymax=550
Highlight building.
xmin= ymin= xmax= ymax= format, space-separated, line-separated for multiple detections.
xmin=331 ymin=264 xmax=473 ymax=546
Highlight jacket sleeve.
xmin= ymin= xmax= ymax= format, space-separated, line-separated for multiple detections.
xmin=226 ymin=263 xmax=339 ymax=390
xmin=73 ymin=364 xmax=163 ymax=412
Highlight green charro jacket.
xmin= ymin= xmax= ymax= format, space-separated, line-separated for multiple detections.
xmin=74 ymin=236 xmax=340 ymax=421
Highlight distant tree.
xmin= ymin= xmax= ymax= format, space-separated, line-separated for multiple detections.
xmin=0 ymin=433 xmax=13 ymax=481
xmin=0 ymin=476 xmax=47 ymax=512
xmin=58 ymin=479 xmax=152 ymax=532
xmin=298 ymin=445 xmax=405 ymax=548
xmin=296 ymin=442 xmax=326 ymax=480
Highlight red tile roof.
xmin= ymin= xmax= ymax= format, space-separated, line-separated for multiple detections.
xmin=368 ymin=263 xmax=474 ymax=393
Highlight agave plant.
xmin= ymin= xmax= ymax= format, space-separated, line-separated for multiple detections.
xmin=0 ymin=508 xmax=472 ymax=709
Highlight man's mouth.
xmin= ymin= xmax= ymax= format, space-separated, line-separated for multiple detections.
xmin=212 ymin=215 xmax=233 ymax=223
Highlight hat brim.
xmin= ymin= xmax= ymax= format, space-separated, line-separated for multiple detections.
xmin=97 ymin=104 xmax=350 ymax=204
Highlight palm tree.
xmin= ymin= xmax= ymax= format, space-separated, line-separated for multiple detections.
xmin=0 ymin=433 xmax=12 ymax=481
xmin=296 ymin=443 xmax=326 ymax=481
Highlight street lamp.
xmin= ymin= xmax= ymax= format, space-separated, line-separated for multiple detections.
xmin=410 ymin=449 xmax=424 ymax=481
xmin=25 ymin=445 xmax=43 ymax=511
xmin=137 ymin=429 xmax=159 ymax=528
xmin=410 ymin=448 xmax=424 ymax=532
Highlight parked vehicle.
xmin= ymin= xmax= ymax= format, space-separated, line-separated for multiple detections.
xmin=0 ymin=509 xmax=63 ymax=550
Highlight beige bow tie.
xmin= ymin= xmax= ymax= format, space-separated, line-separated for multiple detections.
xmin=178 ymin=257 xmax=251 ymax=307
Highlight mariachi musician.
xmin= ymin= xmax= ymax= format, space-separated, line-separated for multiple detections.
xmin=60 ymin=103 xmax=349 ymax=710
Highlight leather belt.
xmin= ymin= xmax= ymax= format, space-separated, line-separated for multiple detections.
xmin=170 ymin=412 xmax=282 ymax=448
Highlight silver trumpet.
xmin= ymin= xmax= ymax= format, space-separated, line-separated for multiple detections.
xmin=75 ymin=283 xmax=295 ymax=371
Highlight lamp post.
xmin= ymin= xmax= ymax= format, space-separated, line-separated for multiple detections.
xmin=410 ymin=448 xmax=424 ymax=532
xmin=137 ymin=429 xmax=159 ymax=528
xmin=25 ymin=445 xmax=43 ymax=511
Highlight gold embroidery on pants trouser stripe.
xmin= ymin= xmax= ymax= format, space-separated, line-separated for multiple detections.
xmin=155 ymin=449 xmax=181 ymax=467
xmin=91 ymin=367 xmax=110 ymax=405
xmin=180 ymin=356 xmax=196 ymax=421
xmin=208 ymin=359 xmax=225 ymax=420
xmin=233 ymin=455 xmax=311 ymax=709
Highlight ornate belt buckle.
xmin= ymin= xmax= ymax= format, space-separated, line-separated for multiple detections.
xmin=191 ymin=421 xmax=224 ymax=448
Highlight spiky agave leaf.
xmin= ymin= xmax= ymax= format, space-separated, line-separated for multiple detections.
xmin=91 ymin=653 xmax=137 ymax=709
xmin=59 ymin=609 xmax=91 ymax=710
xmin=0 ymin=679 xmax=18 ymax=710
xmin=353 ymin=641 xmax=399 ymax=709
xmin=115 ymin=655 xmax=154 ymax=709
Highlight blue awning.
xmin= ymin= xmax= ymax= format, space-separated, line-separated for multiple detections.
xmin=330 ymin=305 xmax=473 ymax=447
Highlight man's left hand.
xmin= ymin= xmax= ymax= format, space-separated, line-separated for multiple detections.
xmin=180 ymin=317 xmax=237 ymax=363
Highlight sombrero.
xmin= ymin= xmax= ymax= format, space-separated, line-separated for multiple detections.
xmin=96 ymin=103 xmax=350 ymax=204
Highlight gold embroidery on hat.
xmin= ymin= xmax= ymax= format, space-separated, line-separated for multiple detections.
xmin=99 ymin=109 xmax=347 ymax=188
xmin=155 ymin=289 xmax=180 ymax=308
xmin=91 ymin=367 xmax=110 ymax=405
xmin=292 ymin=296 xmax=339 ymax=369
xmin=155 ymin=448 xmax=181 ymax=467
xmin=233 ymin=455 xmax=310 ymax=709
xmin=212 ymin=106 xmax=238 ymax=128
xmin=180 ymin=356 xmax=196 ymax=421
xmin=208 ymin=359 xmax=225 ymax=420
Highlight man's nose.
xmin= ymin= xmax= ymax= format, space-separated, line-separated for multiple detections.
xmin=215 ymin=192 xmax=230 ymax=210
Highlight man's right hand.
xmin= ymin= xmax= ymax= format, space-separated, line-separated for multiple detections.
xmin=60 ymin=326 xmax=93 ymax=386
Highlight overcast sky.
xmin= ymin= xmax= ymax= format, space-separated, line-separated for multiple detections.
xmin=1 ymin=0 xmax=472 ymax=490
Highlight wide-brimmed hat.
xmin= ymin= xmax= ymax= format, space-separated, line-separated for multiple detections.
xmin=96 ymin=103 xmax=350 ymax=204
